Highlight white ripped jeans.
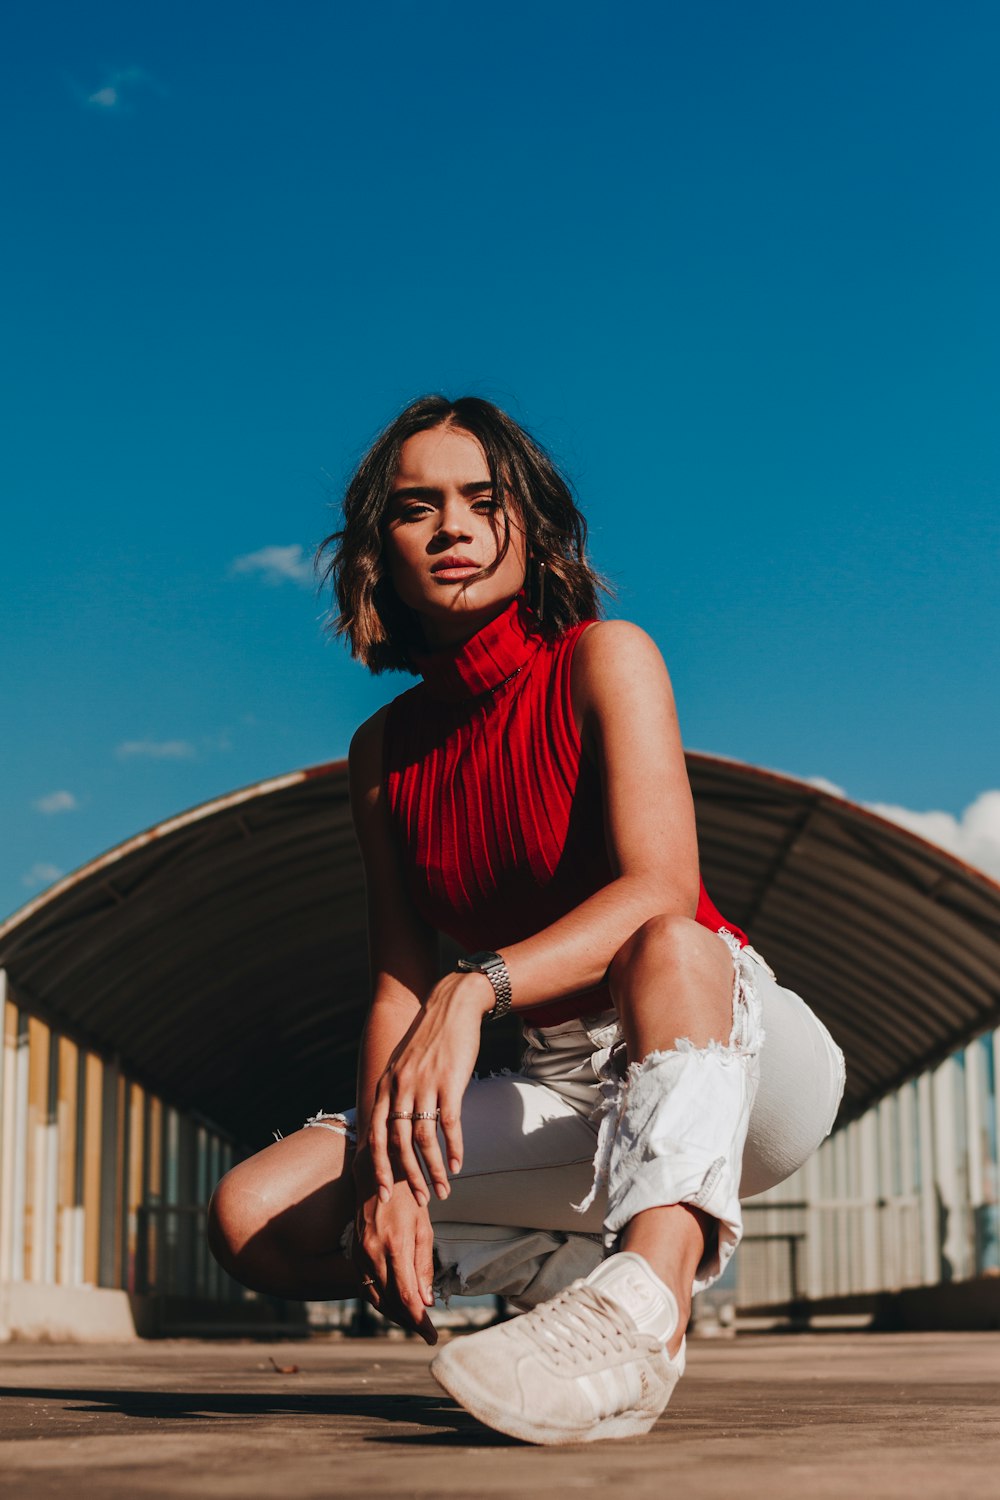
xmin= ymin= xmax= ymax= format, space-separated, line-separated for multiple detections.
xmin=307 ymin=934 xmax=846 ymax=1306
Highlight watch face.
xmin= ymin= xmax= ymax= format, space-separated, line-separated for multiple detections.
xmin=466 ymin=951 xmax=502 ymax=972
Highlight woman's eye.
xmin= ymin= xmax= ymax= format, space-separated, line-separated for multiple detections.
xmin=399 ymin=505 xmax=433 ymax=522
xmin=472 ymin=498 xmax=498 ymax=512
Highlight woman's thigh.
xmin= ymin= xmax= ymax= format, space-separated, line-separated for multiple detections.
xmin=431 ymin=1072 xmax=607 ymax=1234
xmin=741 ymin=959 xmax=846 ymax=1199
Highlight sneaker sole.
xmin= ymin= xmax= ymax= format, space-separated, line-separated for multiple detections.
xmin=431 ymin=1352 xmax=675 ymax=1446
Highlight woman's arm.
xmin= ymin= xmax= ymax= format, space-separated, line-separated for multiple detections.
xmin=493 ymin=619 xmax=700 ymax=1005
xmin=349 ymin=707 xmax=442 ymax=1342
xmin=368 ymin=621 xmax=703 ymax=1202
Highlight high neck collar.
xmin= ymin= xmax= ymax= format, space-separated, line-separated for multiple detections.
xmin=412 ymin=594 xmax=544 ymax=703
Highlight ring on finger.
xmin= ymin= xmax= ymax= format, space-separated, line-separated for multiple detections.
xmin=360 ymin=1275 xmax=376 ymax=1290
xmin=389 ymin=1110 xmax=414 ymax=1121
xmin=413 ymin=1111 xmax=440 ymax=1122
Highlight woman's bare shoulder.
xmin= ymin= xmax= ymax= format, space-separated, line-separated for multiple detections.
xmin=572 ymin=619 xmax=672 ymax=689
xmin=349 ymin=703 xmax=391 ymax=804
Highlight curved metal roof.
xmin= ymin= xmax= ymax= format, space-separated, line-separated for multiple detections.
xmin=1 ymin=755 xmax=998 ymax=1147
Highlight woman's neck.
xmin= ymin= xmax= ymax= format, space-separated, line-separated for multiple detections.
xmin=417 ymin=593 xmax=522 ymax=650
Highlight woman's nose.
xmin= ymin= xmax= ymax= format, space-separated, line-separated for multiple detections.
xmin=433 ymin=500 xmax=473 ymax=544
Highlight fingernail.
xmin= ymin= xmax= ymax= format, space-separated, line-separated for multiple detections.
xmin=424 ymin=1288 xmax=434 ymax=1305
xmin=378 ymin=1185 xmax=390 ymax=1204
xmin=435 ymin=1182 xmax=448 ymax=1200
xmin=449 ymin=1157 xmax=461 ymax=1173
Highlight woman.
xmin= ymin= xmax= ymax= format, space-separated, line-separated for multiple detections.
xmin=208 ymin=395 xmax=845 ymax=1445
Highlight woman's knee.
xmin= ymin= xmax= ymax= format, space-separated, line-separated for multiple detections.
xmin=608 ymin=912 xmax=702 ymax=994
xmin=207 ymin=1160 xmax=274 ymax=1274
xmin=207 ymin=1128 xmax=352 ymax=1279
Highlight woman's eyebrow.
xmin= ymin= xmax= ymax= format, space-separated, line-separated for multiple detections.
xmin=389 ymin=481 xmax=494 ymax=501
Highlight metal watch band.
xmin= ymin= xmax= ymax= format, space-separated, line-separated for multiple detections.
xmin=456 ymin=950 xmax=513 ymax=1022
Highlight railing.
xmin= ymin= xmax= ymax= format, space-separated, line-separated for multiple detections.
xmin=135 ymin=1201 xmax=239 ymax=1300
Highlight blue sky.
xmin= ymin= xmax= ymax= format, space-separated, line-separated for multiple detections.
xmin=3 ymin=0 xmax=999 ymax=919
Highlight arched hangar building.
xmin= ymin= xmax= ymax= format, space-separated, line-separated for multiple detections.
xmin=1 ymin=755 xmax=998 ymax=1338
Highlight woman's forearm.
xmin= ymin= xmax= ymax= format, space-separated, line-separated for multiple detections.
xmin=354 ymin=993 xmax=421 ymax=1152
xmin=497 ymin=871 xmax=697 ymax=1012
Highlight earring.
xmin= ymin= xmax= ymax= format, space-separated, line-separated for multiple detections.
xmin=536 ymin=560 xmax=546 ymax=623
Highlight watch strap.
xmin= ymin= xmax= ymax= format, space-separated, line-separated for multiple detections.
xmin=456 ymin=950 xmax=513 ymax=1021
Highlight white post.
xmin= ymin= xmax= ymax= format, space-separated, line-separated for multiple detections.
xmin=859 ymin=1109 xmax=880 ymax=1291
xmin=9 ymin=1011 xmax=30 ymax=1283
xmin=876 ymin=1095 xmax=897 ymax=1290
xmin=803 ymin=1148 xmax=823 ymax=1299
xmin=917 ymin=1071 xmax=938 ymax=1285
xmin=964 ymin=1036 xmax=987 ymax=1276
xmin=932 ymin=1055 xmax=966 ymax=1282
xmin=897 ymin=1081 xmax=919 ymax=1286
xmin=0 ymin=971 xmax=9 ymax=1284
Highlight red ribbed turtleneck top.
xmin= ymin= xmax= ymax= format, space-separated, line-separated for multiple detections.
xmin=383 ymin=595 xmax=745 ymax=1026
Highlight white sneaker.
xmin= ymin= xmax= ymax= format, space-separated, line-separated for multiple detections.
xmin=431 ymin=1252 xmax=685 ymax=1445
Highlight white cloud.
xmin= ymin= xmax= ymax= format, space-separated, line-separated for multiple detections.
xmin=116 ymin=739 xmax=197 ymax=761
xmin=231 ymin=544 xmax=314 ymax=588
xmin=867 ymin=791 xmax=1000 ymax=881
xmin=33 ymin=789 xmax=78 ymax=815
xmin=84 ymin=66 xmax=162 ymax=112
xmin=806 ymin=776 xmax=846 ymax=799
xmin=22 ymin=862 xmax=64 ymax=889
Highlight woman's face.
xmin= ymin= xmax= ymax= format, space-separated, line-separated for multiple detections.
xmin=384 ymin=424 xmax=527 ymax=646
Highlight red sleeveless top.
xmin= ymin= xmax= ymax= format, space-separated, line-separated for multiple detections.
xmin=383 ymin=594 xmax=745 ymax=1026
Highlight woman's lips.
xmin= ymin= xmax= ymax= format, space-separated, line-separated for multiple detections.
xmin=430 ymin=557 xmax=482 ymax=581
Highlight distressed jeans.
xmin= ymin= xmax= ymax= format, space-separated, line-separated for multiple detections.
xmin=308 ymin=933 xmax=846 ymax=1305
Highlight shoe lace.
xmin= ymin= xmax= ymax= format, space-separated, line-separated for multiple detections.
xmin=518 ymin=1281 xmax=648 ymax=1369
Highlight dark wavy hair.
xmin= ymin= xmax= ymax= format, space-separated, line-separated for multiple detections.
xmin=317 ymin=395 xmax=607 ymax=674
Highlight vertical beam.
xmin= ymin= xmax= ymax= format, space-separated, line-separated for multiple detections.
xmin=146 ymin=1094 xmax=163 ymax=1293
xmin=858 ymin=1110 xmax=879 ymax=1291
xmin=98 ymin=1058 xmax=120 ymax=1288
xmin=965 ymin=1036 xmax=987 ymax=1275
xmin=876 ymin=1096 xmax=897 ymax=1291
xmin=917 ymin=1071 xmax=939 ymax=1285
xmin=56 ymin=1037 xmax=79 ymax=1285
xmin=82 ymin=1052 xmax=102 ymax=1285
xmin=897 ymin=1081 xmax=919 ymax=1286
xmin=987 ymin=1025 xmax=1000 ymax=1275
xmin=26 ymin=1016 xmax=51 ymax=1281
xmin=0 ymin=972 xmax=5 ymax=1258
xmin=116 ymin=1072 xmax=130 ymax=1290
xmin=126 ymin=1084 xmax=144 ymax=1294
xmin=802 ymin=1147 xmax=822 ymax=1299
xmin=41 ymin=1029 xmax=59 ymax=1284
xmin=10 ymin=1010 xmax=30 ymax=1283
xmin=931 ymin=1055 xmax=966 ymax=1282
xmin=0 ymin=982 xmax=18 ymax=1282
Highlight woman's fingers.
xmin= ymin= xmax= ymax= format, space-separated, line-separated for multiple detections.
xmin=386 ymin=1239 xmax=437 ymax=1346
xmin=412 ymin=1104 xmax=449 ymax=1200
xmin=438 ymin=1089 xmax=464 ymax=1177
xmin=354 ymin=1233 xmax=387 ymax=1310
xmin=415 ymin=1210 xmax=436 ymax=1309
xmin=388 ymin=1112 xmax=429 ymax=1207
xmin=367 ymin=1104 xmax=395 ymax=1206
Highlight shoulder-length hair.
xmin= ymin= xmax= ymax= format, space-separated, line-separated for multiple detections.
xmin=317 ymin=395 xmax=607 ymax=674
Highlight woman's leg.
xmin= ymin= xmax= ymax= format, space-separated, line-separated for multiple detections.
xmin=208 ymin=1074 xmax=607 ymax=1308
xmin=605 ymin=913 xmax=740 ymax=1355
xmin=207 ymin=1124 xmax=359 ymax=1299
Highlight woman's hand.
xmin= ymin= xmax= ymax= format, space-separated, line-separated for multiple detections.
xmin=368 ymin=970 xmax=493 ymax=1205
xmin=352 ymin=1148 xmax=438 ymax=1345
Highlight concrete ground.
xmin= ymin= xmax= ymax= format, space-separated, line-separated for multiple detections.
xmin=1 ymin=1332 xmax=998 ymax=1499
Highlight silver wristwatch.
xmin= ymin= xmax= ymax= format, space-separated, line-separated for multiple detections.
xmin=456 ymin=950 xmax=513 ymax=1022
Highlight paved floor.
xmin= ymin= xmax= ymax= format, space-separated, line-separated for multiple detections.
xmin=1 ymin=1332 xmax=998 ymax=1498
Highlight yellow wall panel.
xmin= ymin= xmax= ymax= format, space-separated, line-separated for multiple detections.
xmin=56 ymin=1036 xmax=79 ymax=1285
xmin=82 ymin=1052 xmax=102 ymax=1286
xmin=25 ymin=1016 xmax=51 ymax=1282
